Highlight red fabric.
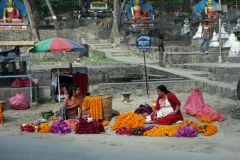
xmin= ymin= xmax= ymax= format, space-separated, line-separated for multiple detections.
xmin=49 ymin=38 xmax=73 ymax=52
xmin=72 ymin=73 xmax=88 ymax=96
xmin=154 ymin=92 xmax=183 ymax=125
xmin=7 ymin=8 xmax=20 ymax=19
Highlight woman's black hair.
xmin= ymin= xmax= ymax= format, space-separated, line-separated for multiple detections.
xmin=157 ymin=85 xmax=170 ymax=94
xmin=159 ymin=34 xmax=165 ymax=40
xmin=67 ymin=84 xmax=79 ymax=99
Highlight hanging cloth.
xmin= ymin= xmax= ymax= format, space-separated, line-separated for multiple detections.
xmin=72 ymin=73 xmax=88 ymax=96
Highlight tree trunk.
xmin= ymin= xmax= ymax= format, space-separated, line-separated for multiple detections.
xmin=45 ymin=0 xmax=59 ymax=31
xmin=23 ymin=0 xmax=39 ymax=43
xmin=183 ymin=0 xmax=190 ymax=12
xmin=79 ymin=0 xmax=82 ymax=8
xmin=159 ymin=0 xmax=165 ymax=13
xmin=109 ymin=0 xmax=122 ymax=42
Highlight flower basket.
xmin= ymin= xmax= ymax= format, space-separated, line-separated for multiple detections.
xmin=101 ymin=94 xmax=113 ymax=121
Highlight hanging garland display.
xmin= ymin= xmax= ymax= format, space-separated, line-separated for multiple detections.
xmin=83 ymin=96 xmax=103 ymax=121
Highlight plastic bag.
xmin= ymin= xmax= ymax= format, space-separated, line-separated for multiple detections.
xmin=11 ymin=78 xmax=24 ymax=88
xmin=23 ymin=77 xmax=35 ymax=87
xmin=184 ymin=88 xmax=205 ymax=116
xmin=8 ymin=93 xmax=29 ymax=110
xmin=196 ymin=104 xmax=224 ymax=122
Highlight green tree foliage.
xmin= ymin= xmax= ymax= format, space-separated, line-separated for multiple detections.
xmin=36 ymin=0 xmax=79 ymax=16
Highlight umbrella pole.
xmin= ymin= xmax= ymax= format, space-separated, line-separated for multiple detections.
xmin=57 ymin=56 xmax=60 ymax=103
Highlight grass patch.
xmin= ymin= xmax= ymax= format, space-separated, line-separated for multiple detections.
xmin=229 ymin=95 xmax=239 ymax=100
xmin=32 ymin=57 xmax=69 ymax=63
xmin=83 ymin=50 xmax=120 ymax=62
xmin=83 ymin=56 xmax=120 ymax=62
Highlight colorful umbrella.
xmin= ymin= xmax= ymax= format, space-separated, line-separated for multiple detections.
xmin=28 ymin=38 xmax=85 ymax=53
xmin=28 ymin=38 xmax=86 ymax=102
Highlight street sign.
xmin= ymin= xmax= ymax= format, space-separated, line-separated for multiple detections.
xmin=136 ymin=34 xmax=152 ymax=51
xmin=136 ymin=34 xmax=152 ymax=96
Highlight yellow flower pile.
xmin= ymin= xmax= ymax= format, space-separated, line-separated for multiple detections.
xmin=83 ymin=96 xmax=103 ymax=121
xmin=111 ymin=112 xmax=146 ymax=130
xmin=39 ymin=123 xmax=52 ymax=133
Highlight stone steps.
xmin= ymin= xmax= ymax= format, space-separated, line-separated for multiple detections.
xmin=170 ymin=63 xmax=240 ymax=83
xmin=111 ymin=51 xmax=130 ymax=57
xmin=95 ymin=44 xmax=112 ymax=49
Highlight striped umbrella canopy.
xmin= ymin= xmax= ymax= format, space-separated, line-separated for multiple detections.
xmin=28 ymin=38 xmax=85 ymax=53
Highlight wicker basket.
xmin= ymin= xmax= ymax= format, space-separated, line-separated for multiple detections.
xmin=101 ymin=94 xmax=113 ymax=121
xmin=0 ymin=101 xmax=6 ymax=111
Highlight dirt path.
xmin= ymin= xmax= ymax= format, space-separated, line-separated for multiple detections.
xmin=1 ymin=92 xmax=240 ymax=156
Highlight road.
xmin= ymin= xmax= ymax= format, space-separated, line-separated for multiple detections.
xmin=0 ymin=135 xmax=239 ymax=160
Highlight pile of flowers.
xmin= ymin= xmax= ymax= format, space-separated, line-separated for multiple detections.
xmin=174 ymin=125 xmax=198 ymax=137
xmin=83 ymin=96 xmax=103 ymax=121
xmin=19 ymin=123 xmax=40 ymax=132
xmin=102 ymin=120 xmax=109 ymax=127
xmin=75 ymin=118 xmax=105 ymax=134
xmin=198 ymin=117 xmax=212 ymax=123
xmin=39 ymin=123 xmax=52 ymax=133
xmin=111 ymin=112 xmax=146 ymax=130
xmin=50 ymin=120 xmax=71 ymax=134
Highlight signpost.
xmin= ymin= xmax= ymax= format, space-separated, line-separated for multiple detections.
xmin=136 ymin=34 xmax=152 ymax=96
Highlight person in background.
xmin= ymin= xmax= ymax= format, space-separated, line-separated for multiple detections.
xmin=198 ymin=20 xmax=211 ymax=54
xmin=158 ymin=35 xmax=165 ymax=67
xmin=151 ymin=85 xmax=183 ymax=125
xmin=60 ymin=84 xmax=82 ymax=120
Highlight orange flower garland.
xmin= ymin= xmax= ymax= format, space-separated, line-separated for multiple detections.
xmin=82 ymin=96 xmax=91 ymax=111
xmin=111 ymin=112 xmax=146 ymax=130
xmin=86 ymin=96 xmax=103 ymax=121
xmin=198 ymin=117 xmax=212 ymax=123
xmin=39 ymin=123 xmax=52 ymax=133
xmin=143 ymin=120 xmax=218 ymax=137
xmin=144 ymin=125 xmax=179 ymax=137
xmin=102 ymin=120 xmax=109 ymax=127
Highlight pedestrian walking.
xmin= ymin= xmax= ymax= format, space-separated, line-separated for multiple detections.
xmin=198 ymin=20 xmax=211 ymax=54
xmin=158 ymin=35 xmax=165 ymax=67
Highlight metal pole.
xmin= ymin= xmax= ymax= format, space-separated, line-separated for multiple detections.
xmin=143 ymin=50 xmax=149 ymax=96
xmin=218 ymin=0 xmax=222 ymax=63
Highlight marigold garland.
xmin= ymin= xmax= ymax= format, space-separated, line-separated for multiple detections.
xmin=198 ymin=117 xmax=212 ymax=123
xmin=85 ymin=96 xmax=103 ymax=121
xmin=111 ymin=112 xmax=146 ymax=130
xmin=102 ymin=120 xmax=109 ymax=127
xmin=39 ymin=123 xmax=52 ymax=133
xmin=82 ymin=96 xmax=91 ymax=111
xmin=143 ymin=120 xmax=218 ymax=137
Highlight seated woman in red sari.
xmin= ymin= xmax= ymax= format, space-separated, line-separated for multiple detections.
xmin=60 ymin=84 xmax=82 ymax=120
xmin=151 ymin=85 xmax=183 ymax=125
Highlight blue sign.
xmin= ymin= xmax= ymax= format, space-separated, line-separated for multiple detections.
xmin=136 ymin=34 xmax=152 ymax=51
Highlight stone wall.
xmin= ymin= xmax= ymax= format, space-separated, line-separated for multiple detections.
xmin=91 ymin=80 xmax=196 ymax=98
xmin=0 ymin=30 xmax=31 ymax=41
xmin=90 ymin=80 xmax=237 ymax=99
xmin=165 ymin=52 xmax=229 ymax=66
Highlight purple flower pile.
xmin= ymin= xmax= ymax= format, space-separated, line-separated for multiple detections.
xmin=174 ymin=125 xmax=198 ymax=137
xmin=50 ymin=120 xmax=71 ymax=134
xmin=143 ymin=125 xmax=155 ymax=131
xmin=74 ymin=118 xmax=105 ymax=134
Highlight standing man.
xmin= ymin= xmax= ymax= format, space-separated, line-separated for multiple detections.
xmin=198 ymin=20 xmax=211 ymax=54
xmin=158 ymin=35 xmax=165 ymax=67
